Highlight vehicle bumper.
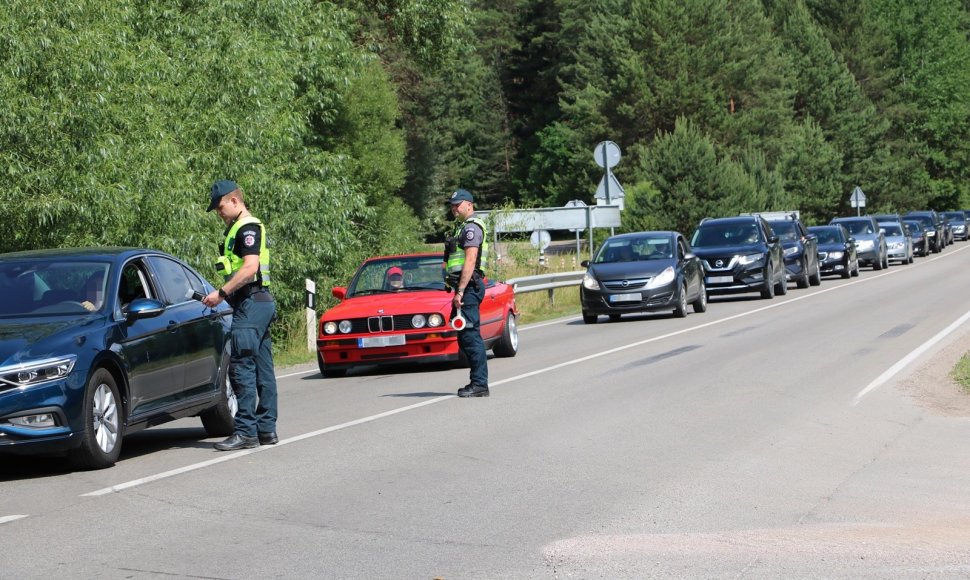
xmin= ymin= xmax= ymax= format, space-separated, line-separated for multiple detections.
xmin=0 ymin=378 xmax=83 ymax=455
xmin=317 ymin=330 xmax=461 ymax=369
xmin=887 ymin=248 xmax=908 ymax=261
xmin=783 ymin=257 xmax=806 ymax=279
xmin=580 ymin=282 xmax=679 ymax=315
xmin=856 ymin=249 xmax=881 ymax=264
xmin=703 ymin=267 xmax=767 ymax=295
xmin=818 ymin=257 xmax=849 ymax=275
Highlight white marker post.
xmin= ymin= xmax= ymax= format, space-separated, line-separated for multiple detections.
xmin=305 ymin=279 xmax=316 ymax=352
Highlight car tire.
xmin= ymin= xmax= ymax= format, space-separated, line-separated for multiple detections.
xmin=841 ymin=266 xmax=851 ymax=279
xmin=774 ymin=267 xmax=788 ymax=295
xmin=797 ymin=258 xmax=810 ymax=289
xmin=69 ymin=368 xmax=123 ymax=470
xmin=692 ymin=283 xmax=708 ymax=313
xmin=851 ymin=261 xmax=860 ymax=277
xmin=582 ymin=311 xmax=598 ymax=324
xmin=882 ymin=251 xmax=889 ymax=269
xmin=809 ymin=259 xmax=822 ymax=286
xmin=492 ymin=311 xmax=519 ymax=357
xmin=318 ymin=352 xmax=347 ymax=378
xmin=200 ymin=349 xmax=236 ymax=437
xmin=673 ymin=283 xmax=688 ymax=318
xmin=760 ymin=276 xmax=775 ymax=299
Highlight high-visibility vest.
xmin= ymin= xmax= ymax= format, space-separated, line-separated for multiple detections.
xmin=216 ymin=216 xmax=271 ymax=286
xmin=446 ymin=217 xmax=488 ymax=275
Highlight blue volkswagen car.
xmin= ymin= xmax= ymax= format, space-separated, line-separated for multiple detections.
xmin=0 ymin=248 xmax=237 ymax=469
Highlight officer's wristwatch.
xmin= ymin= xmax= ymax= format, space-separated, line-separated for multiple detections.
xmin=218 ymin=288 xmax=228 ymax=299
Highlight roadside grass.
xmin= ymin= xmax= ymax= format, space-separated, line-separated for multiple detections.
xmin=951 ymin=352 xmax=970 ymax=394
xmin=274 ymin=244 xmax=587 ymax=365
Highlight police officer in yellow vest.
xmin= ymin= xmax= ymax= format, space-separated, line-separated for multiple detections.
xmin=202 ymin=180 xmax=279 ymax=450
xmin=444 ymin=188 xmax=490 ymax=398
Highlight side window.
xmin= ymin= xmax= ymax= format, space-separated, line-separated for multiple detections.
xmin=118 ymin=261 xmax=151 ymax=311
xmin=147 ymin=256 xmax=197 ymax=305
xmin=678 ymin=239 xmax=687 ymax=259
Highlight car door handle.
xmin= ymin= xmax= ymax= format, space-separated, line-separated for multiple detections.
xmin=167 ymin=321 xmax=178 ymax=332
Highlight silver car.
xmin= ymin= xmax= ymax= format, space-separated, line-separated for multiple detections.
xmin=878 ymin=221 xmax=913 ymax=264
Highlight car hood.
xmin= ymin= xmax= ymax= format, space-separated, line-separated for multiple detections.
xmin=0 ymin=316 xmax=101 ymax=367
xmin=587 ymin=260 xmax=676 ymax=279
xmin=323 ymin=291 xmax=451 ymax=320
xmin=691 ymin=243 xmax=766 ymax=257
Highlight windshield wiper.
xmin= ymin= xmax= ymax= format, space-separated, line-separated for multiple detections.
xmin=351 ymin=289 xmax=394 ymax=296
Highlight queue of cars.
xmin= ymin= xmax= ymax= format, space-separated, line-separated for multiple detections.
xmin=579 ymin=208 xmax=967 ymax=322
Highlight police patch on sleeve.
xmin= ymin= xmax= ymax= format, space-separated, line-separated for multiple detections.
xmin=244 ymin=233 xmax=256 ymax=248
xmin=465 ymin=229 xmax=475 ymax=241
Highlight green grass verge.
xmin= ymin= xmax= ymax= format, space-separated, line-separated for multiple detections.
xmin=950 ymin=352 xmax=970 ymax=394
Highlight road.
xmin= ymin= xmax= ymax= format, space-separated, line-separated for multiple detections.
xmin=3 ymin=245 xmax=970 ymax=578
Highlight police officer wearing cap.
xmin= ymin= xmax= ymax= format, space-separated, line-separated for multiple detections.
xmin=444 ymin=188 xmax=490 ymax=398
xmin=202 ymin=180 xmax=280 ymax=450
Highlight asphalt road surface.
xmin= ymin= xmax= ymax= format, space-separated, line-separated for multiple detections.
xmin=3 ymin=244 xmax=970 ymax=579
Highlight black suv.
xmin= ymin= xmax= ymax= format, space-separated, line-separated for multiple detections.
xmin=904 ymin=210 xmax=944 ymax=253
xmin=761 ymin=213 xmax=821 ymax=288
xmin=690 ymin=215 xmax=787 ymax=299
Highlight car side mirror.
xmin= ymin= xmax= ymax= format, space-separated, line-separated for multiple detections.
xmin=580 ymin=260 xmax=590 ymax=268
xmin=332 ymin=286 xmax=347 ymax=300
xmin=684 ymin=252 xmax=696 ymax=261
xmin=125 ymin=298 xmax=165 ymax=323
xmin=767 ymin=235 xmax=779 ymax=244
xmin=847 ymin=237 xmax=856 ymax=244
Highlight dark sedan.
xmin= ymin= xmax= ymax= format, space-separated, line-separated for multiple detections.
xmin=808 ymin=225 xmax=859 ymax=279
xmin=0 ymin=248 xmax=236 ymax=469
xmin=580 ymin=231 xmax=707 ymax=323
xmin=903 ymin=219 xmax=930 ymax=257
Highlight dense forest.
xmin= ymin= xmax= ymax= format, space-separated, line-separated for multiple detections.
xmin=2 ymin=0 xmax=968 ymax=338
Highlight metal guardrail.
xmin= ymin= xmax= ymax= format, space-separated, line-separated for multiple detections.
xmin=506 ymin=270 xmax=585 ymax=303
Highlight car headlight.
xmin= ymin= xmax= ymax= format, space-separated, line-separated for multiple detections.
xmin=738 ymin=253 xmax=765 ymax=265
xmin=828 ymin=251 xmax=844 ymax=259
xmin=338 ymin=320 xmax=353 ymax=334
xmin=927 ymin=231 xmax=936 ymax=237
xmin=411 ymin=314 xmax=427 ymax=329
xmin=646 ymin=266 xmax=676 ymax=289
xmin=0 ymin=355 xmax=77 ymax=389
xmin=323 ymin=321 xmax=337 ymax=335
xmin=856 ymin=239 xmax=874 ymax=250
xmin=783 ymin=246 xmax=799 ymax=257
xmin=428 ymin=313 xmax=444 ymax=327
xmin=582 ymin=272 xmax=600 ymax=290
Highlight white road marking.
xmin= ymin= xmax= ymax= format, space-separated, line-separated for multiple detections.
xmin=0 ymin=515 xmax=28 ymax=524
xmin=81 ymin=250 xmax=966 ymax=496
xmin=853 ymin=306 xmax=970 ymax=405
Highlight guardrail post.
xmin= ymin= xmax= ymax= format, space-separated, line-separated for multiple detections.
xmin=547 ymin=288 xmax=555 ymax=305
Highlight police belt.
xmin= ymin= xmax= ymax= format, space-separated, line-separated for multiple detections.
xmin=232 ymin=283 xmax=270 ymax=301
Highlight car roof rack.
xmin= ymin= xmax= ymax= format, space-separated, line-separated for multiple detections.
xmin=739 ymin=211 xmax=800 ymax=221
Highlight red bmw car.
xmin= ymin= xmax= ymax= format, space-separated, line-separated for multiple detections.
xmin=316 ymin=253 xmax=519 ymax=377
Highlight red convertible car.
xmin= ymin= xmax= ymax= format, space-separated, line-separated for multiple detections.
xmin=316 ymin=253 xmax=519 ymax=377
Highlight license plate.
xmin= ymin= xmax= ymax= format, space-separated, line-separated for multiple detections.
xmin=706 ymin=276 xmax=734 ymax=284
xmin=359 ymin=335 xmax=406 ymax=348
xmin=609 ymin=293 xmax=641 ymax=303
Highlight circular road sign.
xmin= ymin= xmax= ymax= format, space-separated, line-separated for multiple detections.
xmin=530 ymin=230 xmax=552 ymax=250
xmin=593 ymin=141 xmax=621 ymax=169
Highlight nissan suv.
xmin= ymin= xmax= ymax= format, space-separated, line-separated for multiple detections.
xmin=690 ymin=215 xmax=787 ymax=299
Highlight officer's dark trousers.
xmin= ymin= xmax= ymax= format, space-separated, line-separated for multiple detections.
xmin=457 ymin=281 xmax=488 ymax=387
xmin=229 ymin=294 xmax=278 ymax=437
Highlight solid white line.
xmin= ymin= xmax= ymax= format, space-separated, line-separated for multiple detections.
xmin=852 ymin=306 xmax=970 ymax=405
xmin=276 ymin=368 xmax=318 ymax=379
xmin=82 ymin=250 xmax=966 ymax=495
xmin=0 ymin=515 xmax=28 ymax=524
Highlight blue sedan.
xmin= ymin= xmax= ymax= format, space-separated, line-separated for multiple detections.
xmin=0 ymin=248 xmax=237 ymax=469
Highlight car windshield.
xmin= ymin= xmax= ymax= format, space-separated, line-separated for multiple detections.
xmin=810 ymin=228 xmax=843 ymax=244
xmin=943 ymin=212 xmax=965 ymax=222
xmin=880 ymin=223 xmax=903 ymax=236
xmin=838 ymin=221 xmax=873 ymax=236
xmin=768 ymin=221 xmax=797 ymax=241
xmin=691 ymin=223 xmax=760 ymax=248
xmin=348 ymin=256 xmax=446 ymax=296
xmin=0 ymin=260 xmax=111 ymax=317
xmin=594 ymin=235 xmax=674 ymax=263
xmin=904 ymin=221 xmax=923 ymax=233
